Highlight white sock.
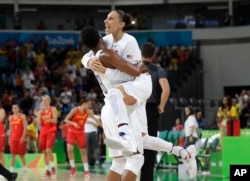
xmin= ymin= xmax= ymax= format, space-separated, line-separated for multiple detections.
xmin=45 ymin=165 xmax=50 ymax=171
xmin=70 ymin=160 xmax=75 ymax=168
xmin=50 ymin=161 xmax=56 ymax=168
xmin=10 ymin=167 xmax=14 ymax=173
xmin=107 ymin=89 xmax=130 ymax=137
xmin=143 ymin=135 xmax=173 ymax=153
xmin=23 ymin=165 xmax=27 ymax=171
xmin=83 ymin=162 xmax=89 ymax=171
xmin=142 ymin=134 xmax=189 ymax=159
xmin=172 ymin=146 xmax=189 ymax=159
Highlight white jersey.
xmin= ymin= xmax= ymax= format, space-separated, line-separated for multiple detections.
xmin=82 ymin=33 xmax=141 ymax=68
xmin=81 ymin=33 xmax=150 ymax=157
xmin=82 ymin=50 xmax=134 ymax=96
xmin=103 ymin=33 xmax=141 ymax=65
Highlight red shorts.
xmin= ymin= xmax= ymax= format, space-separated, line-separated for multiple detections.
xmin=67 ymin=131 xmax=86 ymax=149
xmin=39 ymin=131 xmax=56 ymax=151
xmin=10 ymin=140 xmax=26 ymax=155
xmin=0 ymin=134 xmax=5 ymax=152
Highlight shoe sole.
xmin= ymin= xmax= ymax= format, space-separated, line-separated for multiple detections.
xmin=186 ymin=145 xmax=197 ymax=178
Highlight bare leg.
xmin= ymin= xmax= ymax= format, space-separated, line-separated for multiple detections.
xmin=121 ymin=170 xmax=137 ymax=181
xmin=0 ymin=152 xmax=5 ymax=165
xmin=106 ymin=170 xmax=121 ymax=181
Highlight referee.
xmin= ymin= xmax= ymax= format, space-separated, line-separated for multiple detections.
xmin=140 ymin=42 xmax=170 ymax=181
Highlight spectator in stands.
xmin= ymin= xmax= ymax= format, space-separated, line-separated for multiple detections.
xmin=21 ymin=67 xmax=35 ymax=92
xmin=217 ymin=95 xmax=236 ymax=148
xmin=173 ymin=118 xmax=184 ymax=131
xmin=195 ymin=109 xmax=205 ymax=129
xmin=232 ymin=97 xmax=241 ymax=119
xmin=13 ymin=12 xmax=21 ymax=30
xmin=36 ymin=20 xmax=47 ymax=30
xmin=222 ymin=10 xmax=232 ymax=26
xmin=240 ymin=99 xmax=250 ymax=129
xmin=183 ymin=105 xmax=199 ymax=148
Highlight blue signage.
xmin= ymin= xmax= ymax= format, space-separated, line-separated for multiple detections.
xmin=0 ymin=30 xmax=192 ymax=48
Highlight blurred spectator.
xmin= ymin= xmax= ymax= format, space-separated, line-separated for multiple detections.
xmin=21 ymin=67 xmax=35 ymax=91
xmin=173 ymin=117 xmax=184 ymax=131
xmin=217 ymin=95 xmax=236 ymax=148
xmin=175 ymin=20 xmax=187 ymax=29
xmin=56 ymin=23 xmax=65 ymax=30
xmin=26 ymin=110 xmax=38 ymax=153
xmin=195 ymin=109 xmax=205 ymax=129
xmin=36 ymin=20 xmax=47 ymax=30
xmin=195 ymin=14 xmax=205 ymax=28
xmin=13 ymin=12 xmax=22 ymax=30
xmin=232 ymin=97 xmax=241 ymax=119
xmin=222 ymin=10 xmax=232 ymax=26
xmin=240 ymin=100 xmax=250 ymax=129
xmin=20 ymin=90 xmax=33 ymax=115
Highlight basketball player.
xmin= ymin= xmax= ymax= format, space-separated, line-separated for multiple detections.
xmin=64 ymin=97 xmax=97 ymax=178
xmin=36 ymin=95 xmax=57 ymax=177
xmin=81 ymin=26 xmax=147 ymax=181
xmin=0 ymin=106 xmax=6 ymax=166
xmin=8 ymin=104 xmax=27 ymax=174
xmin=82 ymin=11 xmax=197 ymax=178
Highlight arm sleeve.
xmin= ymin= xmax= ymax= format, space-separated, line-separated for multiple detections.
xmin=105 ymin=68 xmax=135 ymax=82
xmin=122 ymin=38 xmax=141 ymax=64
xmin=81 ymin=51 xmax=93 ymax=69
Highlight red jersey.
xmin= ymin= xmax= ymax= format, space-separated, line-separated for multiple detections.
xmin=68 ymin=107 xmax=88 ymax=133
xmin=0 ymin=120 xmax=4 ymax=136
xmin=9 ymin=113 xmax=24 ymax=141
xmin=40 ymin=107 xmax=57 ymax=136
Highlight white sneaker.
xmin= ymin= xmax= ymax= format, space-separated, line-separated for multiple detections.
xmin=104 ymin=137 xmax=135 ymax=156
xmin=181 ymin=145 xmax=197 ymax=178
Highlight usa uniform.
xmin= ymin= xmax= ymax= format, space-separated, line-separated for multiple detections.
xmin=82 ymin=33 xmax=152 ymax=157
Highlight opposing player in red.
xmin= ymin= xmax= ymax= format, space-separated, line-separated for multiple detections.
xmin=8 ymin=104 xmax=27 ymax=174
xmin=0 ymin=106 xmax=6 ymax=167
xmin=36 ymin=95 xmax=58 ymax=177
xmin=64 ymin=97 xmax=98 ymax=178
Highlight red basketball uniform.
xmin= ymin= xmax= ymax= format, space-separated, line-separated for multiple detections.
xmin=0 ymin=115 xmax=5 ymax=152
xmin=9 ymin=113 xmax=26 ymax=155
xmin=39 ymin=107 xmax=57 ymax=150
xmin=67 ymin=107 xmax=88 ymax=148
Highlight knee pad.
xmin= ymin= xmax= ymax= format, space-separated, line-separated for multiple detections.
xmin=125 ymin=154 xmax=144 ymax=176
xmin=110 ymin=157 xmax=126 ymax=175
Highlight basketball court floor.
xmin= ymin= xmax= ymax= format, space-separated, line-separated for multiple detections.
xmin=0 ymin=163 xmax=229 ymax=181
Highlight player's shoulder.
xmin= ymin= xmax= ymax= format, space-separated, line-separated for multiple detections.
xmin=122 ymin=33 xmax=136 ymax=42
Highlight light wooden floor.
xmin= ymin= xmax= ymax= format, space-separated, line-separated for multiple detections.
xmin=0 ymin=168 xmax=106 ymax=181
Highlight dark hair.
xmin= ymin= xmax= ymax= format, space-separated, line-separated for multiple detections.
xmin=115 ymin=10 xmax=132 ymax=30
xmin=79 ymin=96 xmax=91 ymax=105
xmin=141 ymin=42 xmax=155 ymax=58
xmin=80 ymin=26 xmax=100 ymax=49
xmin=185 ymin=105 xmax=194 ymax=119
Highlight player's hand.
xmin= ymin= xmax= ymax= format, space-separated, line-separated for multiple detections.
xmin=20 ymin=136 xmax=26 ymax=143
xmin=92 ymin=60 xmax=106 ymax=74
xmin=158 ymin=106 xmax=164 ymax=114
xmin=138 ymin=63 xmax=149 ymax=74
